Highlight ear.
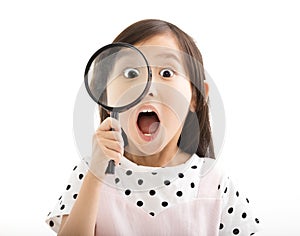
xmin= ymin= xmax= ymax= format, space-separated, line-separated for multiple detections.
xmin=189 ymin=81 xmax=209 ymax=112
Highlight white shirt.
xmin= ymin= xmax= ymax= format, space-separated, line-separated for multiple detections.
xmin=46 ymin=154 xmax=261 ymax=235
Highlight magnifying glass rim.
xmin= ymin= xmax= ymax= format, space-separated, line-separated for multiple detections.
xmin=84 ymin=42 xmax=152 ymax=113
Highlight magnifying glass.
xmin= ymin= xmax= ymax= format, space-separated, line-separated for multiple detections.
xmin=84 ymin=42 xmax=152 ymax=174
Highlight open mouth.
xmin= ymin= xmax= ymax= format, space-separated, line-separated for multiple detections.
xmin=137 ymin=109 xmax=160 ymax=138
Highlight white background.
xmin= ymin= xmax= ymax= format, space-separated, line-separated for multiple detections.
xmin=0 ymin=0 xmax=299 ymax=235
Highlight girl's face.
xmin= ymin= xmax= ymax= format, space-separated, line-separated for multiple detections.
xmin=118 ymin=33 xmax=195 ymax=156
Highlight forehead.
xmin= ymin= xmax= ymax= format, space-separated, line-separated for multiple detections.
xmin=134 ymin=33 xmax=180 ymax=51
xmin=133 ymin=34 xmax=185 ymax=65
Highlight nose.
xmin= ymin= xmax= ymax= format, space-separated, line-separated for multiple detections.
xmin=147 ymin=83 xmax=158 ymax=97
xmin=147 ymin=69 xmax=159 ymax=97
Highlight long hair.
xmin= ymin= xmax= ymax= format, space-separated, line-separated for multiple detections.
xmin=99 ymin=19 xmax=214 ymax=158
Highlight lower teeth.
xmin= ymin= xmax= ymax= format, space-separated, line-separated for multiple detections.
xmin=144 ymin=133 xmax=152 ymax=136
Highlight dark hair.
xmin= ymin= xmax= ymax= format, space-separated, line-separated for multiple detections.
xmin=99 ymin=19 xmax=214 ymax=158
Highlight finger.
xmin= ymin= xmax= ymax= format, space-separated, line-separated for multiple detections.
xmin=102 ymin=147 xmax=121 ymax=165
xmin=98 ymin=138 xmax=124 ymax=154
xmin=98 ymin=117 xmax=121 ymax=132
xmin=92 ymin=136 xmax=122 ymax=163
xmin=93 ymin=133 xmax=124 ymax=154
xmin=96 ymin=130 xmax=124 ymax=144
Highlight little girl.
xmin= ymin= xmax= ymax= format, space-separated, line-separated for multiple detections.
xmin=46 ymin=19 xmax=261 ymax=235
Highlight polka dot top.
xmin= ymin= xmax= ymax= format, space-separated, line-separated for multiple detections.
xmin=46 ymin=154 xmax=261 ymax=235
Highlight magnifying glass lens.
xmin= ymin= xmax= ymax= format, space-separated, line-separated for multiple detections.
xmin=86 ymin=44 xmax=150 ymax=110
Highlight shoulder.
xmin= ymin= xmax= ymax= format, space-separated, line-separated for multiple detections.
xmin=195 ymin=156 xmax=261 ymax=234
xmin=45 ymin=158 xmax=89 ymax=233
xmin=196 ymin=156 xmax=229 ymax=198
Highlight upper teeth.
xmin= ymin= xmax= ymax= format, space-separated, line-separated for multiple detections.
xmin=141 ymin=109 xmax=153 ymax=113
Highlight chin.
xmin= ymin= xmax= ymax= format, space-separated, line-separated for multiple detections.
xmin=125 ymin=133 xmax=167 ymax=157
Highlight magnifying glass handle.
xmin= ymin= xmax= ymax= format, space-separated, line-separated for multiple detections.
xmin=105 ymin=160 xmax=115 ymax=175
xmin=105 ymin=111 xmax=119 ymax=175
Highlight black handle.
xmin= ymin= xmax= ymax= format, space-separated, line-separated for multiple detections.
xmin=105 ymin=160 xmax=116 ymax=174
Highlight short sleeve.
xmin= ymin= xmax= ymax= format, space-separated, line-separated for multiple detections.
xmin=218 ymin=176 xmax=261 ymax=236
xmin=45 ymin=160 xmax=88 ymax=233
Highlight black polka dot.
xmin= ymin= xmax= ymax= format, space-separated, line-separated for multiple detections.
xmin=138 ymin=179 xmax=143 ymax=185
xmin=47 ymin=212 xmax=51 ymax=216
xmin=137 ymin=201 xmax=143 ymax=207
xmin=125 ymin=189 xmax=131 ymax=195
xmin=217 ymin=184 xmax=220 ymax=190
xmin=255 ymin=218 xmax=260 ymax=224
xmin=164 ymin=180 xmax=170 ymax=186
xmin=149 ymin=212 xmax=155 ymax=216
xmin=49 ymin=220 xmax=54 ymax=227
xmin=176 ymin=191 xmax=183 ymax=197
xmin=219 ymin=223 xmax=224 ymax=230
xmin=149 ymin=190 xmax=156 ymax=196
xmin=236 ymin=191 xmax=239 ymax=197
xmin=162 ymin=201 xmax=168 ymax=207
xmin=58 ymin=196 xmax=62 ymax=200
xmin=73 ymin=194 xmax=78 ymax=199
xmin=224 ymin=187 xmax=227 ymax=193
xmin=191 ymin=165 xmax=197 ymax=169
xmin=79 ymin=173 xmax=84 ymax=180
xmin=242 ymin=212 xmax=247 ymax=218
xmin=178 ymin=173 xmax=184 ymax=178
xmin=228 ymin=207 xmax=233 ymax=214
xmin=60 ymin=205 xmax=65 ymax=210
xmin=66 ymin=185 xmax=71 ymax=190
xmin=233 ymin=228 xmax=240 ymax=235
xmin=250 ymin=233 xmax=255 ymax=235
xmin=73 ymin=166 xmax=77 ymax=171
xmin=126 ymin=170 xmax=132 ymax=175
xmin=115 ymin=178 xmax=120 ymax=184
xmin=152 ymin=172 xmax=157 ymax=175
xmin=191 ymin=182 xmax=195 ymax=188
xmin=246 ymin=198 xmax=250 ymax=203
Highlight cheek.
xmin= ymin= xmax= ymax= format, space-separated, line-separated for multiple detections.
xmin=119 ymin=107 xmax=142 ymax=147
xmin=159 ymin=81 xmax=192 ymax=120
xmin=119 ymin=108 xmax=135 ymax=133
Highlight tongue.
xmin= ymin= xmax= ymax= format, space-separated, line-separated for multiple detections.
xmin=138 ymin=113 xmax=160 ymax=134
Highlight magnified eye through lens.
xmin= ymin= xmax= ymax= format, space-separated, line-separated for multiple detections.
xmin=123 ymin=68 xmax=140 ymax=79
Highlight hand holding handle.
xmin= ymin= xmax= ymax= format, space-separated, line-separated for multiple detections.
xmin=104 ymin=111 xmax=119 ymax=175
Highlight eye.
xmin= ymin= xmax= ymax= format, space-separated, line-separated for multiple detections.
xmin=159 ymin=68 xmax=174 ymax=78
xmin=123 ymin=68 xmax=140 ymax=79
